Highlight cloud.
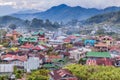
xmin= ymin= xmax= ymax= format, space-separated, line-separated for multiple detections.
xmin=0 ymin=0 xmax=16 ymax=6
xmin=0 ymin=0 xmax=120 ymax=10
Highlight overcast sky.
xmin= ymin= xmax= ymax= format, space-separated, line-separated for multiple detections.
xmin=0 ymin=0 xmax=120 ymax=10
xmin=0 ymin=0 xmax=120 ymax=16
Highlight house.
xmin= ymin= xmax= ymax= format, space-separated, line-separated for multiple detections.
xmin=24 ymin=57 xmax=40 ymax=72
xmin=38 ymin=37 xmax=46 ymax=42
xmin=32 ymin=31 xmax=45 ymax=38
xmin=73 ymin=38 xmax=84 ymax=47
xmin=99 ymin=36 xmax=113 ymax=45
xmin=84 ymin=39 xmax=96 ymax=46
xmin=0 ymin=64 xmax=14 ymax=73
xmin=1 ymin=54 xmax=27 ymax=67
xmin=6 ymin=30 xmax=20 ymax=41
xmin=116 ymin=41 xmax=120 ymax=45
xmin=20 ymin=43 xmax=34 ymax=51
xmin=32 ymin=45 xmax=46 ymax=51
xmin=113 ymin=57 xmax=120 ymax=67
xmin=109 ymin=47 xmax=120 ymax=58
xmin=45 ymin=55 xmax=63 ymax=63
xmin=109 ymin=47 xmax=120 ymax=66
xmin=42 ymin=63 xmax=60 ymax=70
xmin=63 ymin=35 xmax=78 ymax=43
xmin=73 ymin=34 xmax=80 ymax=37
xmin=86 ymin=52 xmax=112 ymax=66
xmin=94 ymin=42 xmax=109 ymax=52
xmin=63 ymin=38 xmax=71 ymax=43
xmin=60 ymin=52 xmax=70 ymax=57
xmin=49 ymin=69 xmax=78 ymax=80
xmin=69 ymin=47 xmax=91 ymax=61
xmin=56 ymin=36 xmax=66 ymax=40
xmin=18 ymin=37 xmax=38 ymax=44
xmin=48 ymin=39 xmax=63 ymax=45
xmin=43 ymin=55 xmax=66 ymax=69
xmin=68 ymin=35 xmax=77 ymax=40
xmin=28 ymin=53 xmax=45 ymax=67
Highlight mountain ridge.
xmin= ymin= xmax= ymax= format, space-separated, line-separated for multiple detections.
xmin=85 ymin=11 xmax=120 ymax=24
xmin=11 ymin=4 xmax=120 ymax=22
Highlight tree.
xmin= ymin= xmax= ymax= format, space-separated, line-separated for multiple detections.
xmin=45 ymin=19 xmax=52 ymax=27
xmin=78 ymin=58 xmax=86 ymax=65
xmin=53 ymin=22 xmax=60 ymax=28
xmin=13 ymin=66 xmax=24 ymax=79
xmin=24 ymin=20 xmax=31 ymax=27
xmin=9 ymin=24 xmax=17 ymax=30
xmin=0 ymin=29 xmax=7 ymax=43
xmin=96 ymin=28 xmax=105 ymax=35
xmin=0 ymin=75 xmax=8 ymax=80
xmin=65 ymin=64 xmax=120 ymax=80
xmin=27 ymin=69 xmax=49 ymax=80
xmin=30 ymin=18 xmax=44 ymax=28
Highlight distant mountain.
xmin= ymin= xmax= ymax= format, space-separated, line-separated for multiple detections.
xmin=17 ymin=9 xmax=41 ymax=14
xmin=85 ymin=11 xmax=120 ymax=24
xmin=11 ymin=4 xmax=120 ymax=22
xmin=0 ymin=16 xmax=25 ymax=26
xmin=0 ymin=5 xmax=20 ymax=16
xmin=82 ymin=11 xmax=120 ymax=35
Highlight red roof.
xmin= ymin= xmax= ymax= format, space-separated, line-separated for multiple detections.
xmin=46 ymin=55 xmax=62 ymax=62
xmin=32 ymin=45 xmax=45 ymax=50
xmin=1 ymin=54 xmax=27 ymax=62
xmin=49 ymin=55 xmax=62 ymax=59
xmin=21 ymin=44 xmax=34 ymax=49
xmin=68 ymin=35 xmax=77 ymax=39
xmin=110 ymin=46 xmax=120 ymax=52
xmin=86 ymin=58 xmax=112 ymax=66
xmin=49 ymin=69 xmax=78 ymax=80
xmin=39 ymin=37 xmax=46 ymax=40
xmin=95 ymin=42 xmax=108 ymax=47
xmin=64 ymin=38 xmax=71 ymax=43
xmin=6 ymin=34 xmax=12 ymax=37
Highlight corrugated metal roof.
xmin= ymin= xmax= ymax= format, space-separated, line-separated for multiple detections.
xmin=86 ymin=52 xmax=111 ymax=58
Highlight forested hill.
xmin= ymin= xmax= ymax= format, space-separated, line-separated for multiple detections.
xmin=85 ymin=11 xmax=120 ymax=24
xmin=0 ymin=16 xmax=61 ymax=30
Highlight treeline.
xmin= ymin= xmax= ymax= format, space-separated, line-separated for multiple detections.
xmin=25 ymin=18 xmax=61 ymax=29
xmin=0 ymin=16 xmax=61 ymax=30
xmin=85 ymin=11 xmax=120 ymax=24
xmin=65 ymin=64 xmax=120 ymax=80
xmin=27 ymin=69 xmax=49 ymax=80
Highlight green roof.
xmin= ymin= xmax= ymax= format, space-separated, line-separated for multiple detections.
xmin=29 ymin=37 xmax=38 ymax=42
xmin=32 ymin=31 xmax=44 ymax=36
xmin=19 ymin=37 xmax=38 ymax=42
xmin=73 ymin=34 xmax=80 ymax=36
xmin=20 ymin=37 xmax=28 ymax=42
xmin=32 ymin=32 xmax=39 ymax=35
xmin=43 ymin=64 xmax=60 ymax=69
xmin=86 ymin=52 xmax=111 ymax=58
xmin=39 ymin=31 xmax=44 ymax=35
xmin=43 ymin=64 xmax=54 ymax=68
xmin=52 ymin=59 xmax=65 ymax=63
xmin=82 ymin=58 xmax=87 ymax=61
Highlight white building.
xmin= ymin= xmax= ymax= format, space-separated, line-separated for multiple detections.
xmin=24 ymin=57 xmax=40 ymax=72
xmin=69 ymin=47 xmax=91 ymax=61
xmin=0 ymin=64 xmax=14 ymax=73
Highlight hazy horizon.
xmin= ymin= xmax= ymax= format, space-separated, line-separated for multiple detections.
xmin=0 ymin=0 xmax=120 ymax=16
